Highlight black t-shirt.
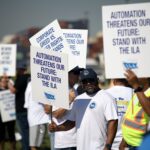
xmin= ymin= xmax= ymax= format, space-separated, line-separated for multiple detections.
xmin=14 ymin=73 xmax=30 ymax=113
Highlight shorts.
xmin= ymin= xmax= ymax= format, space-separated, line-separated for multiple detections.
xmin=0 ymin=116 xmax=16 ymax=142
xmin=29 ymin=124 xmax=46 ymax=147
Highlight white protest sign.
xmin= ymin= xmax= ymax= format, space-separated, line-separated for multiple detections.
xmin=63 ymin=29 xmax=88 ymax=68
xmin=0 ymin=44 xmax=16 ymax=76
xmin=0 ymin=90 xmax=16 ymax=122
xmin=30 ymin=46 xmax=69 ymax=109
xmin=102 ymin=3 xmax=150 ymax=78
xmin=29 ymin=20 xmax=74 ymax=71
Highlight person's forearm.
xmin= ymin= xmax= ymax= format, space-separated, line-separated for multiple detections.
xmin=53 ymin=108 xmax=67 ymax=119
xmin=57 ymin=120 xmax=75 ymax=131
xmin=124 ymin=69 xmax=150 ymax=116
xmin=49 ymin=120 xmax=75 ymax=132
xmin=135 ymin=92 xmax=150 ymax=116
xmin=105 ymin=120 xmax=118 ymax=147
xmin=132 ymin=83 xmax=150 ymax=115
xmin=8 ymin=82 xmax=16 ymax=93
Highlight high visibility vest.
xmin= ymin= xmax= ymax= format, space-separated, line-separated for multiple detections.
xmin=122 ymin=88 xmax=150 ymax=146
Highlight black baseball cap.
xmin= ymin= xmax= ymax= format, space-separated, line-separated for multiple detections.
xmin=80 ymin=68 xmax=97 ymax=81
xmin=69 ymin=66 xmax=84 ymax=75
xmin=17 ymin=63 xmax=27 ymax=70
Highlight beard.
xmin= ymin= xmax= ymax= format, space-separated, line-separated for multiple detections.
xmin=86 ymin=87 xmax=100 ymax=95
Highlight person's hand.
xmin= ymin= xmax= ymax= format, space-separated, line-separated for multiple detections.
xmin=119 ymin=144 xmax=126 ymax=150
xmin=2 ymin=73 xmax=9 ymax=82
xmin=124 ymin=69 xmax=140 ymax=89
xmin=7 ymin=79 xmax=14 ymax=88
xmin=44 ymin=104 xmax=52 ymax=114
xmin=103 ymin=147 xmax=109 ymax=150
xmin=49 ymin=121 xmax=58 ymax=132
xmin=3 ymin=73 xmax=8 ymax=78
xmin=119 ymin=138 xmax=128 ymax=150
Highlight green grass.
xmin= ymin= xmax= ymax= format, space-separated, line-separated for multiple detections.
xmin=4 ymin=131 xmax=51 ymax=150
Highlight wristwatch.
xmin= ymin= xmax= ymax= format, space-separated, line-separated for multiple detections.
xmin=134 ymin=86 xmax=143 ymax=93
xmin=105 ymin=144 xmax=112 ymax=150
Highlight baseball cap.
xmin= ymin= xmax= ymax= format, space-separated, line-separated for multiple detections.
xmin=17 ymin=63 xmax=27 ymax=70
xmin=80 ymin=68 xmax=97 ymax=81
xmin=69 ymin=66 xmax=84 ymax=75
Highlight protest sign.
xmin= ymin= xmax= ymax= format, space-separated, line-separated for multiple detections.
xmin=63 ymin=29 xmax=88 ymax=68
xmin=0 ymin=90 xmax=16 ymax=122
xmin=102 ymin=3 xmax=150 ymax=78
xmin=30 ymin=46 xmax=69 ymax=109
xmin=29 ymin=20 xmax=75 ymax=71
xmin=0 ymin=44 xmax=16 ymax=76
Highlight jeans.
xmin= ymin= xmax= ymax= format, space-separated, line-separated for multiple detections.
xmin=17 ymin=112 xmax=30 ymax=150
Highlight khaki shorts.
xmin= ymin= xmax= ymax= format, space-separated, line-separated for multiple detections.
xmin=29 ymin=124 xmax=46 ymax=147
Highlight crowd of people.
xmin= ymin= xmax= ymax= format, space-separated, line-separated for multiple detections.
xmin=0 ymin=64 xmax=150 ymax=150
xmin=0 ymin=21 xmax=150 ymax=150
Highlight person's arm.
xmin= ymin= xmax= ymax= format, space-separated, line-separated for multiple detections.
xmin=52 ymin=89 xmax=76 ymax=119
xmin=104 ymin=119 xmax=118 ymax=150
xmin=134 ymin=91 xmax=150 ymax=115
xmin=52 ymin=108 xmax=67 ymax=119
xmin=44 ymin=104 xmax=67 ymax=119
xmin=24 ymin=82 xmax=31 ymax=109
xmin=124 ymin=69 xmax=150 ymax=115
xmin=119 ymin=138 xmax=128 ymax=150
xmin=7 ymin=79 xmax=16 ymax=93
xmin=49 ymin=120 xmax=75 ymax=132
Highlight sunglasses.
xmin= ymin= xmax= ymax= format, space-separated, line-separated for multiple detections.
xmin=82 ymin=78 xmax=96 ymax=84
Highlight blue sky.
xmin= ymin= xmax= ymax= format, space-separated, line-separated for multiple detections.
xmin=0 ymin=0 xmax=149 ymax=39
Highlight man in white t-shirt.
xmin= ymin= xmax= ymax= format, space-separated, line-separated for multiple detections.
xmin=24 ymin=81 xmax=50 ymax=150
xmin=49 ymin=68 xmax=118 ymax=150
xmin=106 ymin=79 xmax=133 ymax=150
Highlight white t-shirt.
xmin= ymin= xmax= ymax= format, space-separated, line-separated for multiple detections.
xmin=24 ymin=81 xmax=50 ymax=127
xmin=106 ymin=86 xmax=133 ymax=150
xmin=68 ymin=90 xmax=118 ymax=150
xmin=52 ymin=85 xmax=83 ymax=148
xmin=52 ymin=104 xmax=76 ymax=148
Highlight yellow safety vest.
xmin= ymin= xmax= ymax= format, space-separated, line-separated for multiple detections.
xmin=122 ymin=88 xmax=150 ymax=146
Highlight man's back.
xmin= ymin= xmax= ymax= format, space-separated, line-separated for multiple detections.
xmin=106 ymin=85 xmax=133 ymax=150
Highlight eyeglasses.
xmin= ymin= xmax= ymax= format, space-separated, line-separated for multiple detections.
xmin=82 ymin=78 xmax=96 ymax=84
